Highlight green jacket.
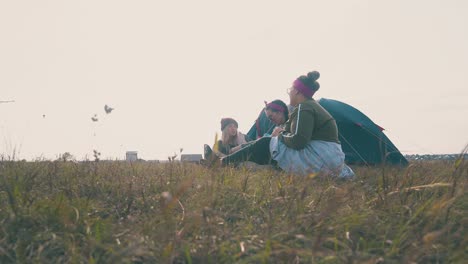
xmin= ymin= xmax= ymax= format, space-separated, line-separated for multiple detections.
xmin=279 ymin=99 xmax=339 ymax=150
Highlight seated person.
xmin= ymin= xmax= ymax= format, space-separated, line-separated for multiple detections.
xmin=246 ymin=99 xmax=289 ymax=140
xmin=204 ymin=118 xmax=248 ymax=160
xmin=204 ymin=100 xmax=289 ymax=163
xmin=220 ymin=71 xmax=354 ymax=178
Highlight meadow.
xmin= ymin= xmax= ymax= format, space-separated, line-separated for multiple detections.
xmin=0 ymin=154 xmax=466 ymax=263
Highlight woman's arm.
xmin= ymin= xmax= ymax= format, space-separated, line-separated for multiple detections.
xmin=230 ymin=145 xmax=242 ymax=154
xmin=279 ymin=104 xmax=314 ymax=150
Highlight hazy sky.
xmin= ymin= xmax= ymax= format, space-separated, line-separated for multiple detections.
xmin=1 ymin=0 xmax=467 ymax=160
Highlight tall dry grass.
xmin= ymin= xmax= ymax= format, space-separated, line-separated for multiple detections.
xmin=0 ymin=154 xmax=466 ymax=263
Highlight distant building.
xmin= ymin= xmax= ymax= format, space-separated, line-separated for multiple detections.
xmin=180 ymin=154 xmax=203 ymax=163
xmin=126 ymin=151 xmax=138 ymax=161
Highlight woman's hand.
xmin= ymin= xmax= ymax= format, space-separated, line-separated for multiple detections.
xmin=271 ymin=126 xmax=285 ymax=137
xmin=230 ymin=145 xmax=242 ymax=154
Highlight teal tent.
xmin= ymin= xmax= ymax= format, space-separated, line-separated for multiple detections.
xmin=318 ymin=98 xmax=408 ymax=166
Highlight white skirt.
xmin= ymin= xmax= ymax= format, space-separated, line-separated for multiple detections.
xmin=269 ymin=137 xmax=355 ymax=178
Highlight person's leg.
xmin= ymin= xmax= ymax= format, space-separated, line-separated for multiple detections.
xmin=201 ymin=144 xmax=226 ymax=166
xmin=222 ymin=137 xmax=273 ymax=165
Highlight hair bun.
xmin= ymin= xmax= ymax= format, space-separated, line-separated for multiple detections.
xmin=295 ymin=70 xmax=321 ymax=96
xmin=307 ymin=71 xmax=320 ymax=81
xmin=312 ymin=81 xmax=320 ymax=90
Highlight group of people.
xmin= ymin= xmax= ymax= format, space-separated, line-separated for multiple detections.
xmin=203 ymin=70 xmax=354 ymax=179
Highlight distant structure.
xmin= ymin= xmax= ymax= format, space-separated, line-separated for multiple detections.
xmin=126 ymin=151 xmax=138 ymax=161
xmin=405 ymin=153 xmax=467 ymax=161
xmin=180 ymin=154 xmax=203 ymax=163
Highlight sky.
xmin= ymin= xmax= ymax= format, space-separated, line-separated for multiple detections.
xmin=1 ymin=0 xmax=467 ymax=161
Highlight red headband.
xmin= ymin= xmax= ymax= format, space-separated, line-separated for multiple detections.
xmin=293 ymin=79 xmax=315 ymax=98
xmin=265 ymin=102 xmax=286 ymax=113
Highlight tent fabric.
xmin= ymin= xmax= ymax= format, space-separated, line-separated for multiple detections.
xmin=318 ymin=98 xmax=408 ymax=166
xmin=246 ymin=109 xmax=276 ymax=140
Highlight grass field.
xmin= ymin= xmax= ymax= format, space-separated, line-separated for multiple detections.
xmin=0 ymin=154 xmax=466 ymax=263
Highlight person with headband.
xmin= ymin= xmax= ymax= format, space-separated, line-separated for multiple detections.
xmin=203 ymin=100 xmax=288 ymax=164
xmin=246 ymin=99 xmax=289 ymax=140
xmin=220 ymin=71 xmax=354 ymax=178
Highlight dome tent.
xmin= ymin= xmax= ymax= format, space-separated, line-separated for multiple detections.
xmin=246 ymin=98 xmax=408 ymax=166
xmin=318 ymin=98 xmax=408 ymax=166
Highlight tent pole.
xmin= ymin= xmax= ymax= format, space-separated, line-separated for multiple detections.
xmin=339 ymin=134 xmax=369 ymax=166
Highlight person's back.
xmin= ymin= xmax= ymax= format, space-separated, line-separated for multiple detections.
xmin=282 ymin=99 xmax=339 ymax=149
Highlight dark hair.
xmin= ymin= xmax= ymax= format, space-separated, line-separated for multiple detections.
xmin=221 ymin=117 xmax=238 ymax=131
xmin=297 ymin=71 xmax=320 ymax=94
xmin=266 ymin=99 xmax=289 ymax=121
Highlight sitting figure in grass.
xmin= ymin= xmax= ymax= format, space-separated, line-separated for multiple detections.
xmin=203 ymin=117 xmax=249 ymax=162
xmin=203 ymin=100 xmax=289 ymax=165
xmin=246 ymin=99 xmax=290 ymax=140
xmin=219 ymin=71 xmax=355 ymax=178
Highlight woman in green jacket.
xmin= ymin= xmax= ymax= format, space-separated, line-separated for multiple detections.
xmin=221 ymin=71 xmax=354 ymax=178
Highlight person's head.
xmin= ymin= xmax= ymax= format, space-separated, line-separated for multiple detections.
xmin=221 ymin=117 xmax=239 ymax=139
xmin=264 ymin=99 xmax=289 ymax=125
xmin=287 ymin=71 xmax=320 ymax=106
